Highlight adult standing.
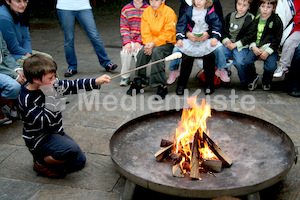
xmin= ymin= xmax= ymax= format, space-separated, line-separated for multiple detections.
xmin=56 ymin=0 xmax=118 ymax=77
xmin=0 ymin=0 xmax=52 ymax=66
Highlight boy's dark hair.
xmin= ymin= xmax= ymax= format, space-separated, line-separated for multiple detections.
xmin=239 ymin=0 xmax=254 ymax=6
xmin=259 ymin=0 xmax=277 ymax=7
xmin=23 ymin=54 xmax=57 ymax=84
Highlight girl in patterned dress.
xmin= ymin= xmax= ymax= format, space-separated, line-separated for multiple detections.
xmin=176 ymin=0 xmax=223 ymax=95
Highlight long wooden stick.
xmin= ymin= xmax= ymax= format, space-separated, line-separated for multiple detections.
xmin=109 ymin=52 xmax=182 ymax=80
xmin=110 ymin=58 xmax=165 ymax=80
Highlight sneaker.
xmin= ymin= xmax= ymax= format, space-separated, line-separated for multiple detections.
xmin=167 ymin=70 xmax=180 ymax=85
xmin=126 ymin=81 xmax=143 ymax=96
xmin=64 ymin=69 xmax=77 ymax=77
xmin=215 ymin=69 xmax=230 ymax=82
xmin=273 ymin=66 xmax=289 ymax=78
xmin=105 ymin=63 xmax=118 ymax=72
xmin=0 ymin=116 xmax=12 ymax=126
xmin=156 ymin=85 xmax=168 ymax=100
xmin=33 ymin=160 xmax=66 ymax=178
xmin=3 ymin=104 xmax=18 ymax=118
xmin=262 ymin=84 xmax=271 ymax=91
xmin=248 ymin=75 xmax=260 ymax=91
xmin=120 ymin=78 xmax=130 ymax=86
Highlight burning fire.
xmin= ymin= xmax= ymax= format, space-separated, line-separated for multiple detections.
xmin=174 ymin=97 xmax=219 ymax=174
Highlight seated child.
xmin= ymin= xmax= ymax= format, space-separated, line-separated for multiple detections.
xmin=167 ymin=0 xmax=225 ymax=85
xmin=18 ymin=54 xmax=110 ymax=178
xmin=219 ymin=0 xmax=256 ymax=88
xmin=126 ymin=0 xmax=177 ymax=99
xmin=175 ymin=0 xmax=223 ymax=95
xmin=242 ymin=0 xmax=283 ymax=91
xmin=119 ymin=0 xmax=149 ymax=86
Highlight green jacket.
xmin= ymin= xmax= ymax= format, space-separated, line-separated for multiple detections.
xmin=0 ymin=31 xmax=21 ymax=79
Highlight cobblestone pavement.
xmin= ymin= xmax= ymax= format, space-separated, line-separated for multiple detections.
xmin=0 ymin=1 xmax=299 ymax=200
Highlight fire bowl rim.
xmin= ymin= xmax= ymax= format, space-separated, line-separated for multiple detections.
xmin=109 ymin=109 xmax=296 ymax=198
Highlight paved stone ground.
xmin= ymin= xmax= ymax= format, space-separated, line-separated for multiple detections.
xmin=0 ymin=1 xmax=300 ymax=200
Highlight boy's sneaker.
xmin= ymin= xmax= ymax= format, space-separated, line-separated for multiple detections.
xmin=0 ymin=116 xmax=12 ymax=126
xmin=105 ymin=63 xmax=118 ymax=72
xmin=120 ymin=78 xmax=130 ymax=86
xmin=273 ymin=66 xmax=289 ymax=78
xmin=64 ymin=69 xmax=77 ymax=77
xmin=33 ymin=160 xmax=66 ymax=178
xmin=215 ymin=69 xmax=230 ymax=82
xmin=262 ymin=84 xmax=271 ymax=91
xmin=3 ymin=104 xmax=18 ymax=118
xmin=167 ymin=70 xmax=180 ymax=85
xmin=126 ymin=80 xmax=143 ymax=96
xmin=248 ymin=75 xmax=260 ymax=91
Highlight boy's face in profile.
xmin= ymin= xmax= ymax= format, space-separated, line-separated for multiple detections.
xmin=236 ymin=0 xmax=250 ymax=16
xmin=149 ymin=0 xmax=165 ymax=10
xmin=34 ymin=72 xmax=56 ymax=87
xmin=259 ymin=2 xmax=274 ymax=19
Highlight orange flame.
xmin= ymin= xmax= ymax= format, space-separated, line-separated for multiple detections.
xmin=174 ymin=97 xmax=219 ymax=172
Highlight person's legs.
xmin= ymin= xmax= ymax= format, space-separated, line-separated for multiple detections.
xmin=35 ymin=133 xmax=86 ymax=173
xmin=214 ymin=46 xmax=230 ymax=82
xmin=203 ymin=52 xmax=216 ymax=94
xmin=177 ymin=54 xmax=195 ymax=89
xmin=76 ymin=9 xmax=111 ymax=68
xmin=120 ymin=43 xmax=134 ymax=83
xmin=280 ymin=32 xmax=300 ymax=68
xmin=262 ymin=52 xmax=278 ymax=90
xmin=232 ymin=48 xmax=249 ymax=82
xmin=168 ymin=46 xmax=182 ymax=71
xmin=150 ymin=43 xmax=174 ymax=88
xmin=57 ymin=9 xmax=77 ymax=71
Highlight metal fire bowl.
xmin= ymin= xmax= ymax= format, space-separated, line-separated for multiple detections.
xmin=110 ymin=109 xmax=296 ymax=198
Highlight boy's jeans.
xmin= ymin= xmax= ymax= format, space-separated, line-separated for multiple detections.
xmin=218 ymin=46 xmax=249 ymax=82
xmin=57 ymin=9 xmax=111 ymax=71
xmin=243 ymin=50 xmax=278 ymax=84
xmin=168 ymin=46 xmax=182 ymax=71
xmin=0 ymin=74 xmax=21 ymax=99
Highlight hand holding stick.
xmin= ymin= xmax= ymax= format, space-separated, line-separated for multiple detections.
xmin=110 ymin=52 xmax=182 ymax=80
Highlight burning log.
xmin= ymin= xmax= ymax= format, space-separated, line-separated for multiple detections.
xmin=170 ymin=152 xmax=182 ymax=164
xmin=160 ymin=139 xmax=173 ymax=147
xmin=172 ymin=164 xmax=184 ymax=178
xmin=202 ymin=158 xmax=222 ymax=173
xmin=203 ymin=132 xmax=232 ymax=167
xmin=155 ymin=144 xmax=173 ymax=162
xmin=190 ymin=130 xmax=200 ymax=180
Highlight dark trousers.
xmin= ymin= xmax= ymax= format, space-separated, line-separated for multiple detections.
xmin=177 ymin=52 xmax=215 ymax=89
xmin=135 ymin=43 xmax=174 ymax=88
xmin=34 ymin=132 xmax=86 ymax=172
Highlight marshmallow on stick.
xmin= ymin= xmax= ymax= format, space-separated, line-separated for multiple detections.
xmin=110 ymin=52 xmax=182 ymax=80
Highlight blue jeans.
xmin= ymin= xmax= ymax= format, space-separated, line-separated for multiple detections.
xmin=168 ymin=46 xmax=182 ymax=71
xmin=243 ymin=50 xmax=278 ymax=84
xmin=57 ymin=9 xmax=111 ymax=71
xmin=217 ymin=46 xmax=249 ymax=82
xmin=0 ymin=74 xmax=21 ymax=99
